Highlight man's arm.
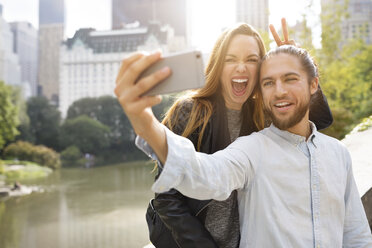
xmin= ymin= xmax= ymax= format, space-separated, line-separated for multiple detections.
xmin=115 ymin=51 xmax=252 ymax=200
xmin=114 ymin=51 xmax=170 ymax=164
xmin=342 ymin=151 xmax=372 ymax=246
xmin=145 ymin=126 xmax=252 ymax=201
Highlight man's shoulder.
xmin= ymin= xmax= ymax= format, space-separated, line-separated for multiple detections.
xmin=315 ymin=131 xmax=348 ymax=149
xmin=233 ymin=129 xmax=270 ymax=146
xmin=315 ymin=131 xmax=351 ymax=160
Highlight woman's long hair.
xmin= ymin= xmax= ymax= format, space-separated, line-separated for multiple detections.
xmin=162 ymin=23 xmax=266 ymax=150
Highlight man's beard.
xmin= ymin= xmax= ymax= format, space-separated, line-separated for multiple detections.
xmin=264 ymin=98 xmax=310 ymax=130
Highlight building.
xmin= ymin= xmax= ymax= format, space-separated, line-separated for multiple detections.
xmin=59 ymin=23 xmax=181 ymax=118
xmin=343 ymin=0 xmax=372 ymax=44
xmin=322 ymin=0 xmax=372 ymax=45
xmin=236 ymin=0 xmax=269 ymax=32
xmin=10 ymin=22 xmax=38 ymax=97
xmin=0 ymin=5 xmax=22 ymax=87
xmin=112 ymin=0 xmax=188 ymax=37
xmin=38 ymin=0 xmax=65 ymax=104
xmin=39 ymin=0 xmax=65 ymax=25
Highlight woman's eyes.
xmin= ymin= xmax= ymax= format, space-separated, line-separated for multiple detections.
xmin=225 ymin=58 xmax=258 ymax=63
xmin=246 ymin=58 xmax=258 ymax=63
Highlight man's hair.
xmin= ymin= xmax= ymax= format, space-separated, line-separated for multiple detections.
xmin=261 ymin=45 xmax=318 ymax=83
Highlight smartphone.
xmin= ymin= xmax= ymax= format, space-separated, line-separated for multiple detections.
xmin=140 ymin=50 xmax=205 ymax=96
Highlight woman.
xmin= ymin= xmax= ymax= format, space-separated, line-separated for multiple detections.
xmin=143 ymin=23 xmax=332 ymax=248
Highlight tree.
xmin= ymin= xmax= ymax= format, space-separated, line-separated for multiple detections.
xmin=11 ymin=86 xmax=33 ymax=143
xmin=319 ymin=0 xmax=349 ymax=65
xmin=60 ymin=115 xmax=110 ymax=155
xmin=67 ymin=96 xmax=133 ymax=142
xmin=26 ymin=96 xmax=61 ymax=150
xmin=0 ymin=81 xmax=19 ymax=150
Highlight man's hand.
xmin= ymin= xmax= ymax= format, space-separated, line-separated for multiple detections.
xmin=114 ymin=51 xmax=171 ymax=163
xmin=269 ymin=18 xmax=297 ymax=47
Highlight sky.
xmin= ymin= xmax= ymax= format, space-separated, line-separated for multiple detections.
xmin=0 ymin=0 xmax=321 ymax=51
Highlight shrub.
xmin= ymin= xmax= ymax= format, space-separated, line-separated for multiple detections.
xmin=0 ymin=160 xmax=4 ymax=174
xmin=60 ymin=146 xmax=82 ymax=166
xmin=3 ymin=141 xmax=61 ymax=169
xmin=321 ymin=107 xmax=354 ymax=140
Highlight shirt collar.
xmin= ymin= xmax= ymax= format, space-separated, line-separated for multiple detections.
xmin=269 ymin=121 xmax=318 ymax=147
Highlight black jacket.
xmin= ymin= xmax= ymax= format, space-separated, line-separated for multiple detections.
xmin=148 ymin=87 xmax=333 ymax=248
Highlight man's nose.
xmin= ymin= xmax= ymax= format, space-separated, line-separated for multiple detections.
xmin=275 ymin=81 xmax=288 ymax=97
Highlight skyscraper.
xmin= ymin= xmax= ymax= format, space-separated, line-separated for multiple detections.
xmin=39 ymin=0 xmax=64 ymax=25
xmin=38 ymin=0 xmax=65 ymax=104
xmin=236 ymin=0 xmax=269 ymax=32
xmin=112 ymin=0 xmax=187 ymax=36
xmin=10 ymin=22 xmax=38 ymax=97
xmin=344 ymin=0 xmax=372 ymax=44
xmin=0 ymin=5 xmax=22 ymax=87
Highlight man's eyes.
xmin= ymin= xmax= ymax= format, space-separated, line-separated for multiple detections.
xmin=286 ymin=78 xmax=297 ymax=82
xmin=262 ymin=81 xmax=273 ymax=87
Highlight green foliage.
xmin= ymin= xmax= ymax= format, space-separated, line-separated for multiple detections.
xmin=4 ymin=164 xmax=52 ymax=180
xmin=25 ymin=96 xmax=61 ymax=150
xmin=320 ymin=107 xmax=354 ymax=139
xmin=320 ymin=0 xmax=349 ymax=65
xmin=65 ymin=95 xmax=175 ymax=164
xmin=0 ymin=161 xmax=4 ymax=174
xmin=3 ymin=141 xmax=61 ymax=169
xmin=67 ymin=96 xmax=133 ymax=141
xmin=60 ymin=115 xmax=110 ymax=155
xmin=60 ymin=146 xmax=83 ymax=166
xmin=351 ymin=115 xmax=372 ymax=133
xmin=258 ymin=29 xmax=273 ymax=51
xmin=0 ymin=81 xmax=19 ymax=150
xmin=316 ymin=0 xmax=372 ymax=139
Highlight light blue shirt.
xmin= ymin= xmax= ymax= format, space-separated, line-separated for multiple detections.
xmin=136 ymin=123 xmax=372 ymax=248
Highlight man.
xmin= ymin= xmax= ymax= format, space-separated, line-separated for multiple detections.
xmin=115 ymin=46 xmax=372 ymax=247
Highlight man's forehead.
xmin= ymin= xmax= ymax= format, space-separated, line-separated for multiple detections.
xmin=260 ymin=54 xmax=302 ymax=78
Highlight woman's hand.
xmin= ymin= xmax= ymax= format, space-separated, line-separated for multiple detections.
xmin=114 ymin=51 xmax=171 ymax=164
xmin=269 ymin=18 xmax=298 ymax=47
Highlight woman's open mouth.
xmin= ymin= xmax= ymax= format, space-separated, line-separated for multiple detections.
xmin=232 ymin=78 xmax=248 ymax=96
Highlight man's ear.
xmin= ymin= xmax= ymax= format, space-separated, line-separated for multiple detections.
xmin=310 ymin=77 xmax=319 ymax=95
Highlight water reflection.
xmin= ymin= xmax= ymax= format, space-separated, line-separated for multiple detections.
xmin=0 ymin=161 xmax=155 ymax=248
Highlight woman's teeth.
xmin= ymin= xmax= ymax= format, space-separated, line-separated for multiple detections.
xmin=232 ymin=79 xmax=248 ymax=83
xmin=232 ymin=79 xmax=248 ymax=94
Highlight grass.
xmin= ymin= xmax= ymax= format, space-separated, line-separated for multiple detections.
xmin=0 ymin=160 xmax=53 ymax=181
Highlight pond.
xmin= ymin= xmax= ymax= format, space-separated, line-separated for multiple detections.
xmin=0 ymin=161 xmax=155 ymax=248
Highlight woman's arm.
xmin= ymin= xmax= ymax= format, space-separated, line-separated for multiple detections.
xmin=154 ymin=189 xmax=218 ymax=248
